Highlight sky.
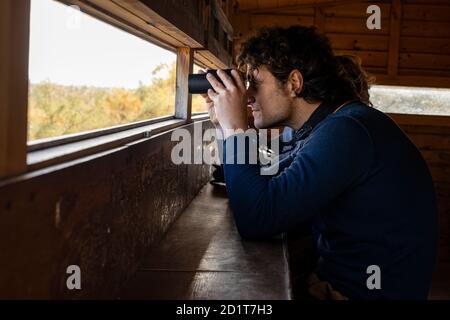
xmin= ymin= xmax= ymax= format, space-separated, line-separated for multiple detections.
xmin=29 ymin=0 xmax=176 ymax=89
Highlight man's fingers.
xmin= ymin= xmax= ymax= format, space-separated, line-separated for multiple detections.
xmin=217 ymin=69 xmax=236 ymax=90
xmin=199 ymin=71 xmax=213 ymax=101
xmin=201 ymin=92 xmax=213 ymax=104
xmin=231 ymin=69 xmax=246 ymax=92
xmin=207 ymin=88 xmax=218 ymax=101
xmin=206 ymin=73 xmax=225 ymax=93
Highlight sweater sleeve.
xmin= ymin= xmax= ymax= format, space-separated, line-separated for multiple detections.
xmin=222 ymin=116 xmax=374 ymax=239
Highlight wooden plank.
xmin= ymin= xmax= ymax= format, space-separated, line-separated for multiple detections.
xmin=240 ymin=0 xmax=373 ymax=13
xmin=400 ymin=37 xmax=450 ymax=55
xmin=404 ymin=0 xmax=450 ymax=4
xmin=137 ymin=0 xmax=206 ymax=47
xmin=121 ymin=184 xmax=291 ymax=300
xmin=258 ymin=0 xmax=276 ymax=10
xmin=365 ymin=66 xmax=388 ymax=75
xmin=0 ymin=0 xmax=30 ymax=179
xmin=389 ymin=113 xmax=450 ymax=128
xmin=195 ymin=50 xmax=229 ymax=69
xmin=0 ymin=121 xmax=213 ymax=299
xmin=401 ymin=20 xmax=450 ymax=38
xmin=232 ymin=13 xmax=252 ymax=39
xmin=27 ymin=120 xmax=186 ymax=171
xmin=323 ymin=2 xmax=391 ymax=18
xmin=399 ymin=53 xmax=450 ymax=71
xmin=420 ymin=150 xmax=450 ymax=167
xmin=314 ymin=7 xmax=325 ymax=32
xmin=406 ymin=133 xmax=450 ymax=151
xmin=388 ymin=0 xmax=401 ymax=77
xmin=325 ymin=17 xmax=390 ymax=35
xmin=260 ymin=6 xmax=315 ymax=16
xmin=403 ymin=4 xmax=450 ymax=22
xmin=398 ymin=68 xmax=450 ymax=78
xmin=205 ymin=1 xmax=234 ymax=67
xmin=238 ymin=0 xmax=259 ymax=10
xmin=250 ymin=14 xmax=315 ymax=29
xmin=277 ymin=0 xmax=299 ymax=6
xmin=374 ymin=74 xmax=450 ymax=88
xmin=212 ymin=0 xmax=234 ymax=35
xmin=334 ymin=50 xmax=388 ymax=67
xmin=429 ymin=166 xmax=450 ymax=184
xmin=328 ymin=34 xmax=389 ymax=51
xmin=401 ymin=125 xmax=450 ymax=136
xmin=122 ymin=270 xmax=291 ymax=299
xmin=175 ymin=48 xmax=194 ymax=120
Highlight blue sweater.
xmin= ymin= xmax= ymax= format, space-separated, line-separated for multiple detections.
xmin=222 ymin=101 xmax=438 ymax=300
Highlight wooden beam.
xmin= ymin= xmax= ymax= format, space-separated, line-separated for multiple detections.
xmin=314 ymin=7 xmax=325 ymax=32
xmin=212 ymin=0 xmax=234 ymax=35
xmin=388 ymin=0 xmax=402 ymax=77
xmin=175 ymin=47 xmax=194 ymax=120
xmin=373 ymin=74 xmax=450 ymax=89
xmin=0 ymin=0 xmax=30 ymax=179
xmin=389 ymin=113 xmax=450 ymax=128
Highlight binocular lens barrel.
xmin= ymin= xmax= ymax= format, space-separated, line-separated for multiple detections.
xmin=188 ymin=69 xmax=233 ymax=94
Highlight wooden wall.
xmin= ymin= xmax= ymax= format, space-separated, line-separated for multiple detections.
xmin=232 ymin=0 xmax=450 ymax=88
xmin=0 ymin=121 xmax=213 ymax=299
xmin=391 ymin=114 xmax=450 ymax=264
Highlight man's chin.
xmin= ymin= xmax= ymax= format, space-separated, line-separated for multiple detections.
xmin=254 ymin=122 xmax=265 ymax=130
xmin=254 ymin=120 xmax=273 ymax=130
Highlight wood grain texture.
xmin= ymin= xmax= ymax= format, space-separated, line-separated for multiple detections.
xmin=0 ymin=0 xmax=30 ymax=179
xmin=175 ymin=48 xmax=194 ymax=120
xmin=0 ymin=121 xmax=214 ymax=299
xmin=231 ymin=0 xmax=450 ymax=88
xmin=388 ymin=0 xmax=401 ymax=76
xmin=121 ymin=184 xmax=291 ymax=299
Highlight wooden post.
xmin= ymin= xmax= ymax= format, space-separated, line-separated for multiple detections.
xmin=175 ymin=47 xmax=194 ymax=121
xmin=0 ymin=0 xmax=30 ymax=179
xmin=388 ymin=0 xmax=402 ymax=77
xmin=314 ymin=7 xmax=325 ymax=33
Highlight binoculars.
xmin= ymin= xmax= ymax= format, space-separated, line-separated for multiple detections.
xmin=188 ymin=69 xmax=234 ymax=94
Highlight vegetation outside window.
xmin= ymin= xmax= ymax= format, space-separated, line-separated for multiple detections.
xmin=28 ymin=0 xmax=177 ymax=142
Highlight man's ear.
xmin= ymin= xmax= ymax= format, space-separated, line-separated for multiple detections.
xmin=287 ymin=69 xmax=303 ymax=97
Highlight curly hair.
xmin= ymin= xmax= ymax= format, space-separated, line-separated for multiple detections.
xmin=237 ymin=26 xmax=374 ymax=106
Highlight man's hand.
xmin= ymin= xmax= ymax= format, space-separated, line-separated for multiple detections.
xmin=206 ymin=69 xmax=248 ymax=138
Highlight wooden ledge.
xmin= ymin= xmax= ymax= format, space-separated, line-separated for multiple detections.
xmin=120 ymin=183 xmax=292 ymax=300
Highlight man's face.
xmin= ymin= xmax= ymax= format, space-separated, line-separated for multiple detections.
xmin=246 ymin=64 xmax=293 ymax=129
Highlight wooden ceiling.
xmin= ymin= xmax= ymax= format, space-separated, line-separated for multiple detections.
xmin=231 ymin=0 xmax=450 ymax=88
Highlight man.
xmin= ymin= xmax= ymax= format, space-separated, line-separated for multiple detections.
xmin=202 ymin=26 xmax=438 ymax=300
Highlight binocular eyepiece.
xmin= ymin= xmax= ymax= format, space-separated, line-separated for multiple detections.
xmin=188 ymin=69 xmax=234 ymax=94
